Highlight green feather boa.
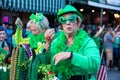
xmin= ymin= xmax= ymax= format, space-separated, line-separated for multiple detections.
xmin=0 ymin=47 xmax=7 ymax=54
xmin=51 ymin=29 xmax=89 ymax=80
xmin=29 ymin=33 xmax=45 ymax=49
xmin=0 ymin=47 xmax=7 ymax=64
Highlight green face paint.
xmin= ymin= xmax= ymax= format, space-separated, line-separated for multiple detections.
xmin=58 ymin=14 xmax=77 ymax=24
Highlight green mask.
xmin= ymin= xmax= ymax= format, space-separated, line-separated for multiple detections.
xmin=58 ymin=14 xmax=77 ymax=24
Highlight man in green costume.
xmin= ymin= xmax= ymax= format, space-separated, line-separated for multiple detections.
xmin=44 ymin=5 xmax=100 ymax=80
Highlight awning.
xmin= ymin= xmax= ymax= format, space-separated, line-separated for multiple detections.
xmin=106 ymin=0 xmax=120 ymax=7
xmin=0 ymin=0 xmax=2 ymax=7
xmin=69 ymin=0 xmax=87 ymax=4
xmin=88 ymin=0 xmax=120 ymax=11
xmin=2 ymin=0 xmax=66 ymax=14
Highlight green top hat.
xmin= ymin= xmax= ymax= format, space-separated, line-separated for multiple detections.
xmin=57 ymin=5 xmax=84 ymax=21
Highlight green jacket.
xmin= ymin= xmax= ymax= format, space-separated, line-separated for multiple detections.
xmin=49 ymin=30 xmax=100 ymax=80
xmin=71 ymin=38 xmax=100 ymax=80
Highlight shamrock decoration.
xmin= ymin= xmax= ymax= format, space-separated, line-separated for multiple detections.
xmin=38 ymin=64 xmax=59 ymax=80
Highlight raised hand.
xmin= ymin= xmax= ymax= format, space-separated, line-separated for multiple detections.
xmin=44 ymin=28 xmax=55 ymax=44
xmin=15 ymin=18 xmax=23 ymax=29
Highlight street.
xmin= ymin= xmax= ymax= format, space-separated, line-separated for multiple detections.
xmin=107 ymin=69 xmax=120 ymax=80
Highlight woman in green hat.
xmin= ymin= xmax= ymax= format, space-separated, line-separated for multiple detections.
xmin=44 ymin=5 xmax=100 ymax=80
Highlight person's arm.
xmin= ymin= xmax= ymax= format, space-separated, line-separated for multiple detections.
xmin=44 ymin=28 xmax=55 ymax=50
xmin=95 ymin=25 xmax=105 ymax=37
xmin=107 ymin=32 xmax=115 ymax=43
xmin=111 ymin=31 xmax=120 ymax=43
xmin=12 ymin=36 xmax=17 ymax=47
xmin=114 ymin=24 xmax=120 ymax=32
xmin=114 ymin=31 xmax=120 ymax=38
xmin=14 ymin=18 xmax=23 ymax=44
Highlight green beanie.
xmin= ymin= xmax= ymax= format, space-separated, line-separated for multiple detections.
xmin=57 ymin=5 xmax=84 ymax=21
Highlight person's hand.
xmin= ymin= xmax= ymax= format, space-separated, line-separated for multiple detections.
xmin=15 ymin=18 xmax=23 ymax=29
xmin=43 ymin=42 xmax=50 ymax=51
xmin=52 ymin=52 xmax=71 ymax=65
xmin=114 ymin=24 xmax=120 ymax=32
xmin=117 ymin=24 xmax=120 ymax=28
xmin=98 ymin=25 xmax=105 ymax=31
xmin=44 ymin=28 xmax=55 ymax=44
xmin=96 ymin=25 xmax=105 ymax=37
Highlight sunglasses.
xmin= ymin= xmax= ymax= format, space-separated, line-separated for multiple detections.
xmin=58 ymin=14 xmax=77 ymax=24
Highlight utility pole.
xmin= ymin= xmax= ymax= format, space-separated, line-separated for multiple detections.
xmin=100 ymin=8 xmax=103 ymax=26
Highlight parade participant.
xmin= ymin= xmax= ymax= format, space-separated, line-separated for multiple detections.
xmin=0 ymin=26 xmax=9 ymax=80
xmin=104 ymin=26 xmax=115 ymax=70
xmin=44 ymin=5 xmax=100 ymax=80
xmin=0 ymin=26 xmax=9 ymax=53
xmin=10 ymin=18 xmax=32 ymax=80
xmin=28 ymin=13 xmax=50 ymax=80
xmin=91 ymin=25 xmax=105 ymax=49
xmin=10 ymin=13 xmax=50 ymax=80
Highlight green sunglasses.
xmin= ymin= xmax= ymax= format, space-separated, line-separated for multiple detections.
xmin=58 ymin=14 xmax=77 ymax=24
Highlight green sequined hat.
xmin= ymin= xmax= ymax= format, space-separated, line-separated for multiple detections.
xmin=57 ymin=5 xmax=84 ymax=21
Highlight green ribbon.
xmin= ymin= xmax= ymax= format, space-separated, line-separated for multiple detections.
xmin=29 ymin=13 xmax=43 ymax=23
